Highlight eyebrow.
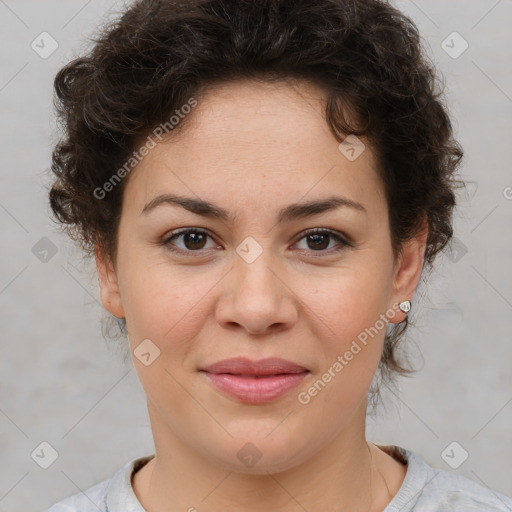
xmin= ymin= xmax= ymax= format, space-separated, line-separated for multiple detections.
xmin=141 ymin=193 xmax=367 ymax=222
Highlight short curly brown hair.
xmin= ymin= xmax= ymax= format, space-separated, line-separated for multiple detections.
xmin=49 ymin=0 xmax=463 ymax=401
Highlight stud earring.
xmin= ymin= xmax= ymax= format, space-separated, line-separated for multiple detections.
xmin=399 ymin=300 xmax=411 ymax=313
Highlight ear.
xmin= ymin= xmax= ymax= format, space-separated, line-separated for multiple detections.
xmin=388 ymin=219 xmax=428 ymax=323
xmin=95 ymin=244 xmax=125 ymax=319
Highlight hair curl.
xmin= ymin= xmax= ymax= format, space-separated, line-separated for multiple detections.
xmin=49 ymin=0 xmax=463 ymax=403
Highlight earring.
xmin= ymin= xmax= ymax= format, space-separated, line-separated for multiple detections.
xmin=399 ymin=300 xmax=411 ymax=313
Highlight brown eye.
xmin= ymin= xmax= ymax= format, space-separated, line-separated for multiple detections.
xmin=180 ymin=232 xmax=208 ymax=250
xmin=163 ymin=228 xmax=218 ymax=255
xmin=294 ymin=229 xmax=351 ymax=254
xmin=306 ymin=233 xmax=330 ymax=250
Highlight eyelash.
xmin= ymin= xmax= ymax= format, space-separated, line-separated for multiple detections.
xmin=161 ymin=227 xmax=352 ymax=257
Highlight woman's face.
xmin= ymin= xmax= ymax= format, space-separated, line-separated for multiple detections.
xmin=97 ymin=79 xmax=425 ymax=473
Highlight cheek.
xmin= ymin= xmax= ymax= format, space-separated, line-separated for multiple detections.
xmin=118 ymin=265 xmax=207 ymax=412
xmin=303 ymin=264 xmax=392 ymax=408
xmin=116 ymin=238 xmax=206 ymax=337
xmin=306 ymin=295 xmax=385 ymax=418
xmin=122 ymin=272 xmax=206 ymax=347
xmin=310 ymin=265 xmax=391 ymax=342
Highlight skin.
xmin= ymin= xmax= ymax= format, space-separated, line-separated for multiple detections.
xmin=96 ymin=79 xmax=427 ymax=512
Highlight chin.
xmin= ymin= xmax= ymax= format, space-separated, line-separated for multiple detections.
xmin=200 ymin=426 xmax=320 ymax=475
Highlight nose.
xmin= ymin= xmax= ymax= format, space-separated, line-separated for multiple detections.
xmin=215 ymin=247 xmax=298 ymax=336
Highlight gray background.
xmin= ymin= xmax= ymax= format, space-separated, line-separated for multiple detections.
xmin=1 ymin=1 xmax=511 ymax=510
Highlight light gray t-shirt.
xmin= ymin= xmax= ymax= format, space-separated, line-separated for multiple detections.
xmin=43 ymin=445 xmax=512 ymax=511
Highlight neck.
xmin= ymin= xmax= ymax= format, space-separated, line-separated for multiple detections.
xmin=133 ymin=400 xmax=398 ymax=512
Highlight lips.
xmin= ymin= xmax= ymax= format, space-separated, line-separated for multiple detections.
xmin=201 ymin=357 xmax=309 ymax=404
xmin=202 ymin=357 xmax=308 ymax=376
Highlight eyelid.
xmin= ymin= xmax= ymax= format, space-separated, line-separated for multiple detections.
xmin=161 ymin=226 xmax=352 ymax=256
xmin=161 ymin=227 xmax=219 ymax=255
xmin=294 ymin=227 xmax=352 ymax=247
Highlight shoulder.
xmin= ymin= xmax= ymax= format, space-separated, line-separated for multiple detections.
xmin=42 ymin=477 xmax=109 ymax=512
xmin=416 ymin=466 xmax=512 ymax=511
xmin=381 ymin=445 xmax=512 ymax=512
xmin=41 ymin=455 xmax=154 ymax=512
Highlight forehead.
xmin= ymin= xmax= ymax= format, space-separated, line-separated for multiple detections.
xmin=179 ymin=78 xmax=342 ymax=149
xmin=123 ymin=79 xmax=386 ymax=219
